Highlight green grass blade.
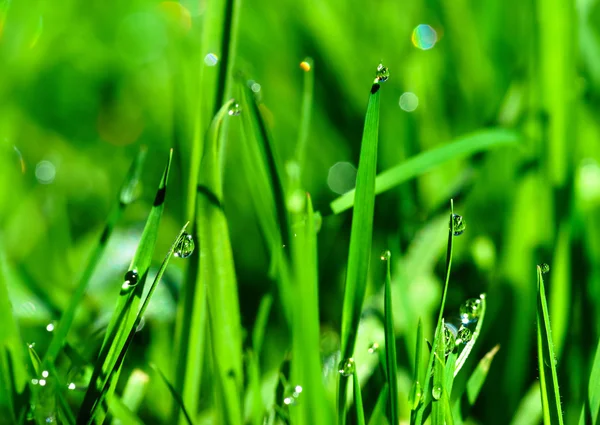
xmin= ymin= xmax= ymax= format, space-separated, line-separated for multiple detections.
xmin=454 ymin=294 xmax=487 ymax=377
xmin=199 ymin=99 xmax=243 ymax=425
xmin=252 ymin=293 xmax=273 ymax=356
xmin=111 ymin=369 xmax=149 ymax=425
xmin=107 ymin=397 xmax=145 ymax=425
xmin=414 ymin=201 xmax=456 ymax=425
xmin=452 ymin=345 xmax=500 ymax=422
xmin=352 ymin=367 xmax=365 ymax=425
xmin=409 ymin=319 xmax=424 ymax=415
xmin=151 ymin=363 xmax=196 ymax=425
xmin=536 ymin=265 xmax=564 ymax=425
xmin=330 ymin=129 xmax=519 ymax=214
xmin=294 ymin=57 xmax=314 ymax=169
xmin=338 ymin=74 xmax=384 ymax=424
xmin=382 ymin=250 xmax=398 ymax=425
xmin=579 ymin=326 xmax=600 ymax=424
xmin=432 ymin=321 xmax=447 ymax=425
xmin=510 ymin=384 xmax=543 ymax=425
xmin=44 ymin=146 xmax=147 ymax=366
xmin=290 ymin=193 xmax=333 ymax=425
xmin=0 ymin=248 xmax=28 ymax=423
xmin=77 ymin=149 xmax=173 ymax=424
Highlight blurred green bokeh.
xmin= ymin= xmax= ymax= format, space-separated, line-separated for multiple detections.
xmin=1 ymin=0 xmax=600 ymax=423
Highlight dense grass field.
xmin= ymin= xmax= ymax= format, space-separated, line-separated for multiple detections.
xmin=1 ymin=0 xmax=600 ymax=424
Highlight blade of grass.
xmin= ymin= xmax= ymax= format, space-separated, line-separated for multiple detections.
xmin=352 ymin=366 xmax=366 ymax=425
xmin=111 ymin=369 xmax=149 ymax=425
xmin=43 ymin=146 xmax=147 ymax=366
xmin=199 ymin=99 xmax=243 ymax=425
xmin=151 ymin=363 xmax=196 ymax=425
xmin=382 ymin=250 xmax=398 ymax=425
xmin=290 ymin=193 xmax=333 ymax=425
xmin=338 ymin=75 xmax=384 ymax=425
xmin=536 ymin=265 xmax=564 ymax=425
xmin=330 ymin=129 xmax=519 ymax=214
xmin=413 ymin=201 xmax=456 ymax=425
xmin=409 ymin=319 xmax=424 ymax=416
xmin=107 ymin=397 xmax=145 ymax=425
xmin=367 ymin=384 xmax=388 ymax=425
xmin=510 ymin=384 xmax=543 ymax=425
xmin=431 ymin=321 xmax=446 ymax=425
xmin=78 ymin=150 xmax=173 ymax=424
xmin=452 ymin=345 xmax=500 ymax=423
xmin=580 ymin=337 xmax=600 ymax=424
xmin=294 ymin=57 xmax=315 ymax=170
xmin=454 ymin=294 xmax=487 ymax=377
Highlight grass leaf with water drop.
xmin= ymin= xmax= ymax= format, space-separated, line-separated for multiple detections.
xmin=78 ymin=149 xmax=172 ymax=424
xmin=330 ymin=129 xmax=519 ymax=214
xmin=294 ymin=57 xmax=315 ymax=170
xmin=431 ymin=326 xmax=447 ymax=425
xmin=536 ymin=265 xmax=565 ymax=425
xmin=383 ymin=251 xmax=398 ymax=425
xmin=338 ymin=78 xmax=382 ymax=424
xmin=454 ymin=295 xmax=487 ymax=377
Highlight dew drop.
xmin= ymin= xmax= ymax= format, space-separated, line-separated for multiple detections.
xmin=338 ymin=358 xmax=355 ymax=377
xmin=457 ymin=326 xmax=472 ymax=344
xmin=293 ymin=385 xmax=303 ymax=397
xmin=374 ymin=63 xmax=390 ymax=83
xmin=283 ymin=396 xmax=296 ymax=406
xmin=67 ymin=382 xmax=76 ymax=390
xmin=460 ymin=298 xmax=482 ymax=324
xmin=443 ymin=323 xmax=457 ymax=355
xmin=300 ymin=60 xmax=311 ymax=72
xmin=174 ymin=233 xmax=195 ymax=258
xmin=368 ymin=342 xmax=379 ymax=354
xmin=450 ymin=214 xmax=466 ymax=236
xmin=432 ymin=385 xmax=442 ymax=400
xmin=228 ymin=102 xmax=242 ymax=116
xmin=121 ymin=269 xmax=139 ymax=291
xmin=45 ymin=323 xmax=54 ymax=332
xmin=380 ymin=250 xmax=391 ymax=261
xmin=204 ymin=53 xmax=218 ymax=66
xmin=41 ymin=370 xmax=49 ymax=378
xmin=539 ymin=263 xmax=550 ymax=274
xmin=39 ymin=379 xmax=47 ymax=386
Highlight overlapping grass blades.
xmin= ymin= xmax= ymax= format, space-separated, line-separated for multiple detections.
xmin=338 ymin=77 xmax=382 ymax=424
xmin=197 ymin=99 xmax=243 ymax=425
xmin=77 ymin=150 xmax=173 ymax=424
xmin=536 ymin=266 xmax=564 ymax=425
xmin=44 ymin=146 xmax=147 ymax=366
xmin=330 ymin=129 xmax=519 ymax=214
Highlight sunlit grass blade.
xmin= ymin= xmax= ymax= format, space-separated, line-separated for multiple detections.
xmin=510 ymin=384 xmax=543 ymax=425
xmin=290 ymin=193 xmax=333 ymax=425
xmin=453 ymin=345 xmax=500 ymax=422
xmin=413 ymin=201 xmax=456 ymax=425
xmin=382 ymin=250 xmax=398 ymax=425
xmin=108 ymin=397 xmax=145 ymax=425
xmin=252 ymin=294 xmax=273 ymax=356
xmin=294 ymin=57 xmax=314 ymax=169
xmin=536 ymin=265 xmax=564 ymax=425
xmin=579 ymin=329 xmax=600 ymax=424
xmin=338 ymin=76 xmax=383 ymax=424
xmin=352 ymin=367 xmax=365 ymax=425
xmin=454 ymin=294 xmax=487 ymax=377
xmin=409 ymin=319 xmax=424 ymax=418
xmin=78 ymin=149 xmax=173 ymax=424
xmin=151 ymin=363 xmax=196 ymax=425
xmin=330 ymin=129 xmax=519 ymax=214
xmin=111 ymin=369 xmax=149 ymax=425
xmin=0 ymin=248 xmax=28 ymax=423
xmin=43 ymin=146 xmax=147 ymax=366
xmin=198 ymin=99 xmax=243 ymax=425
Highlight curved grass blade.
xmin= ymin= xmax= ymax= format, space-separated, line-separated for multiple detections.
xmin=352 ymin=367 xmax=365 ymax=425
xmin=111 ymin=369 xmax=149 ymax=425
xmin=454 ymin=294 xmax=487 ymax=377
xmin=452 ymin=344 xmax=500 ymax=423
xmin=330 ymin=129 xmax=519 ymax=214
xmin=198 ymin=100 xmax=243 ymax=425
xmin=338 ymin=77 xmax=383 ymax=425
xmin=536 ymin=265 xmax=564 ymax=425
xmin=579 ymin=337 xmax=600 ymax=424
xmin=413 ymin=200 xmax=456 ymax=425
xmin=151 ymin=363 xmax=196 ymax=425
xmin=382 ymin=251 xmax=398 ymax=425
xmin=78 ymin=149 xmax=173 ymax=425
xmin=367 ymin=384 xmax=388 ymax=425
xmin=44 ymin=146 xmax=147 ymax=366
xmin=510 ymin=384 xmax=543 ymax=425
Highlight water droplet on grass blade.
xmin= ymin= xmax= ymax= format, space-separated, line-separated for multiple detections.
xmin=67 ymin=383 xmax=76 ymax=390
xmin=174 ymin=233 xmax=195 ymax=258
xmin=121 ymin=269 xmax=139 ymax=291
xmin=368 ymin=342 xmax=379 ymax=354
xmin=338 ymin=358 xmax=355 ymax=376
xmin=457 ymin=326 xmax=472 ymax=344
xmin=409 ymin=380 xmax=422 ymax=409
xmin=228 ymin=103 xmax=242 ymax=116
xmin=451 ymin=214 xmax=466 ymax=236
xmin=380 ymin=250 xmax=391 ymax=261
xmin=374 ymin=63 xmax=390 ymax=83
xmin=460 ymin=298 xmax=482 ymax=324
xmin=443 ymin=323 xmax=457 ymax=355
xmin=432 ymin=385 xmax=442 ymax=400
xmin=539 ymin=263 xmax=550 ymax=273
